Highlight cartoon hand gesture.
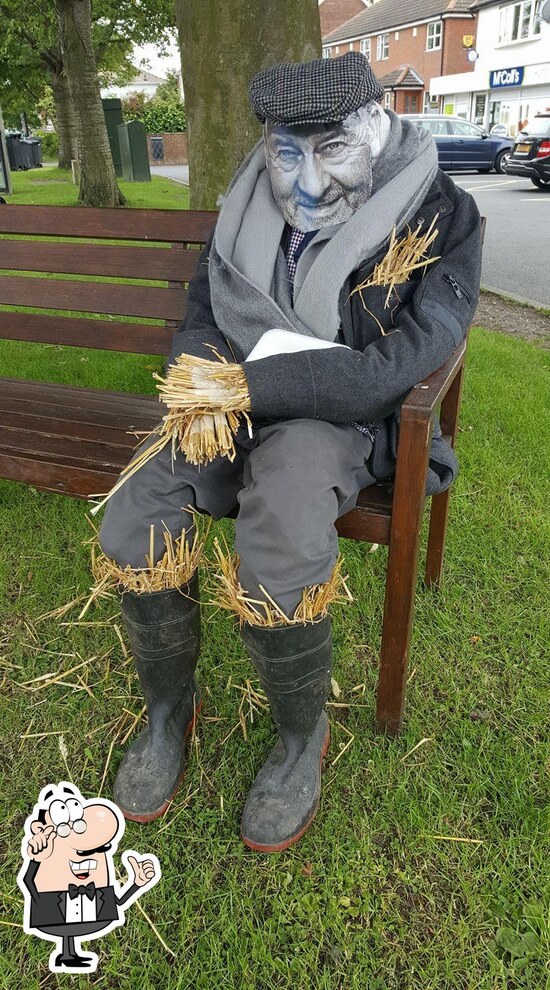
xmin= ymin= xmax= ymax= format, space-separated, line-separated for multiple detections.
xmin=27 ymin=823 xmax=56 ymax=862
xmin=127 ymin=855 xmax=157 ymax=888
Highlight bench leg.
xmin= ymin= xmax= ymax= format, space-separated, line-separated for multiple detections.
xmin=425 ymin=363 xmax=465 ymax=589
xmin=424 ymin=489 xmax=451 ymax=589
xmin=376 ymin=529 xmax=421 ymax=736
xmin=375 ymin=415 xmax=432 ymax=735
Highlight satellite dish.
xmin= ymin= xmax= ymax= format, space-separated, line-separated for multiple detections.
xmin=540 ymin=0 xmax=550 ymax=22
xmin=467 ymin=49 xmax=479 ymax=62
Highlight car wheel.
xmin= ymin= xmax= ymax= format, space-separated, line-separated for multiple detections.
xmin=494 ymin=150 xmax=510 ymax=174
xmin=530 ymin=177 xmax=550 ymax=189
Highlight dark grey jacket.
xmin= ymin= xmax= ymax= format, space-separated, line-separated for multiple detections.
xmin=170 ymin=169 xmax=481 ymax=494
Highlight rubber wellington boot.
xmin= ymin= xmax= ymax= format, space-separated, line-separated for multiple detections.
xmin=240 ymin=617 xmax=332 ymax=852
xmin=113 ymin=572 xmax=201 ymax=822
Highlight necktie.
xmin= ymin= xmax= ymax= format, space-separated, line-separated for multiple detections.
xmin=68 ymin=882 xmax=96 ymax=901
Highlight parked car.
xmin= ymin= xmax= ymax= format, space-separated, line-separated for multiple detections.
xmin=400 ymin=114 xmax=513 ymax=174
xmin=503 ymin=114 xmax=550 ymax=189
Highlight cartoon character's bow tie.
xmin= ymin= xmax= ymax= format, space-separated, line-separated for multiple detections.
xmin=68 ymin=882 xmax=96 ymax=900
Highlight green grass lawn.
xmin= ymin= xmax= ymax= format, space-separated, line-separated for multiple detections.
xmin=3 ymin=166 xmax=189 ymax=209
xmin=0 ymin=173 xmax=548 ymax=989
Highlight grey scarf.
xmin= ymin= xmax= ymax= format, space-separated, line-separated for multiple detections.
xmin=209 ymin=111 xmax=438 ymax=356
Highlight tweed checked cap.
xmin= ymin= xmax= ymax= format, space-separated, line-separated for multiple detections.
xmin=249 ymin=52 xmax=384 ymax=126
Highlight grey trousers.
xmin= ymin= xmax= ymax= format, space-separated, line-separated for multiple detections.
xmin=99 ymin=419 xmax=376 ymax=616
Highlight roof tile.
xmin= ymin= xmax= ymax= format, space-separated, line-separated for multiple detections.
xmin=323 ymin=0 xmax=473 ymax=42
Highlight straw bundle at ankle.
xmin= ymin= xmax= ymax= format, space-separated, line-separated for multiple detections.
xmin=212 ymin=538 xmax=352 ymax=627
xmin=351 ymin=215 xmax=440 ymax=334
xmin=89 ymin=350 xmax=251 ymax=516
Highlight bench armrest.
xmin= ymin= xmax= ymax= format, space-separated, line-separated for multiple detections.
xmin=400 ymin=337 xmax=467 ymax=423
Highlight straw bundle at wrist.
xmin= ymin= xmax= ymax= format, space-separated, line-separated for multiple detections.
xmin=90 ymin=351 xmax=251 ymax=516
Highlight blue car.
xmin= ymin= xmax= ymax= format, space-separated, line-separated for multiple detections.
xmin=400 ymin=114 xmax=513 ymax=174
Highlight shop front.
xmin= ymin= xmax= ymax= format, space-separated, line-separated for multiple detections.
xmin=430 ymin=61 xmax=550 ymax=134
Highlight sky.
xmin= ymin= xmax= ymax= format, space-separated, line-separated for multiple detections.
xmin=132 ymin=39 xmax=181 ymax=79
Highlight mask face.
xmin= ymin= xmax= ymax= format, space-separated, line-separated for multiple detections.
xmin=265 ymin=104 xmax=382 ymax=232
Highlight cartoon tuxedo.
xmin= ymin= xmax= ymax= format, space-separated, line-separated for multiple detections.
xmin=18 ymin=783 xmax=159 ymax=973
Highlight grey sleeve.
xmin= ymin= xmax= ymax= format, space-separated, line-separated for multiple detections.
xmin=243 ymin=192 xmax=481 ymax=424
xmin=168 ymin=233 xmax=241 ymax=367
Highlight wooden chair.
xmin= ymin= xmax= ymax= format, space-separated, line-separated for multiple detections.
xmin=0 ymin=205 xmax=481 ymax=735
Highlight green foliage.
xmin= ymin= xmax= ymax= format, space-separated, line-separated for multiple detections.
xmin=34 ymin=130 xmax=59 ymax=161
xmin=0 ymin=0 xmax=176 ymax=129
xmin=122 ymin=92 xmax=186 ymax=133
xmin=153 ymin=69 xmax=180 ymax=103
xmin=138 ymin=100 xmax=186 ymax=134
xmin=120 ymin=89 xmax=149 ymax=119
xmin=2 ymin=106 xmax=38 ymax=130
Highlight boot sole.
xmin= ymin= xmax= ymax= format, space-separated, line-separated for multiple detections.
xmin=241 ymin=724 xmax=330 ymax=853
xmin=119 ymin=697 xmax=203 ymax=824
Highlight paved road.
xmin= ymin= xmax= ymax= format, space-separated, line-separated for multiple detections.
xmin=149 ymin=165 xmax=548 ymax=308
xmin=150 ymin=163 xmax=189 ymax=185
xmin=450 ymin=173 xmax=550 ymax=308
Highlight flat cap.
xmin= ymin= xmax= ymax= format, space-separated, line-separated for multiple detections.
xmin=249 ymin=52 xmax=384 ymax=126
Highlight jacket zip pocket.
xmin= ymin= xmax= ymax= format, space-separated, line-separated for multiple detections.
xmin=442 ymin=273 xmax=470 ymax=302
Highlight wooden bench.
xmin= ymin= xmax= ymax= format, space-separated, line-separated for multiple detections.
xmin=0 ymin=204 xmax=473 ymax=735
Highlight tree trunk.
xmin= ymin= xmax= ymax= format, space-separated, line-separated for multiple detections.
xmin=175 ymin=0 xmax=321 ymax=209
xmin=55 ymin=0 xmax=125 ymax=206
xmin=50 ymin=68 xmax=79 ymax=170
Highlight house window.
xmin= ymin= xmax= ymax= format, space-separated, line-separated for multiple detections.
xmin=322 ymin=47 xmax=331 ymax=59
xmin=360 ymin=37 xmax=371 ymax=60
xmin=423 ymin=91 xmax=432 ymax=113
xmin=376 ymin=34 xmax=389 ymax=59
xmin=335 ymin=46 xmax=340 ymax=53
xmin=413 ymin=27 xmax=418 ymax=37
xmin=426 ymin=21 xmax=442 ymax=50
xmin=498 ymin=0 xmax=541 ymax=41
xmin=395 ymin=31 xmax=400 ymax=40
xmin=384 ymin=91 xmax=392 ymax=109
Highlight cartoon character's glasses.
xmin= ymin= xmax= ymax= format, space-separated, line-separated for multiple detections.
xmin=49 ymin=798 xmax=87 ymax=836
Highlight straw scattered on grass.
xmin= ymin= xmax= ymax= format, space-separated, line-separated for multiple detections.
xmin=351 ymin=216 xmax=440 ymax=334
xmin=220 ymin=678 xmax=270 ymax=746
xmin=330 ymin=721 xmax=355 ymax=767
xmin=212 ymin=538 xmax=352 ymax=627
xmin=424 ymin=834 xmax=485 ymax=846
xmin=400 ymin=736 xmax=434 ymax=763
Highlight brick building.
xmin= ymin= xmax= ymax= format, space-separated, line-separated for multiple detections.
xmin=323 ymin=0 xmax=477 ymax=114
xmin=319 ymin=0 xmax=372 ymax=36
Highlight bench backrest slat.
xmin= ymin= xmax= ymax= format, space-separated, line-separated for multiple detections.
xmin=0 ymin=205 xmax=217 ymax=242
xmin=0 ymin=205 xmax=217 ymax=352
xmin=0 ymin=312 xmax=173 ymax=355
xmin=1 ymin=275 xmax=187 ymax=322
xmin=0 ymin=241 xmax=203 ymax=282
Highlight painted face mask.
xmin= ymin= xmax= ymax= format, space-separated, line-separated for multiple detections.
xmin=265 ymin=102 xmax=386 ymax=233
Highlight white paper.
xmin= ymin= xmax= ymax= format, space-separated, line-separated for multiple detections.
xmin=246 ymin=328 xmax=348 ymax=362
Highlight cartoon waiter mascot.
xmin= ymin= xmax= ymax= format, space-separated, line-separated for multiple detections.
xmin=18 ymin=782 xmax=160 ymax=973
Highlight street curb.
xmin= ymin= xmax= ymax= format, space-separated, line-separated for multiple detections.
xmin=481 ymin=284 xmax=550 ymax=313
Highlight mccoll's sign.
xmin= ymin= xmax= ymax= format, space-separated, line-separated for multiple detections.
xmin=490 ymin=66 xmax=524 ymax=88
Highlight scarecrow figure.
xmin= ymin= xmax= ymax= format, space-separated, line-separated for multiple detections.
xmin=97 ymin=53 xmax=482 ymax=852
